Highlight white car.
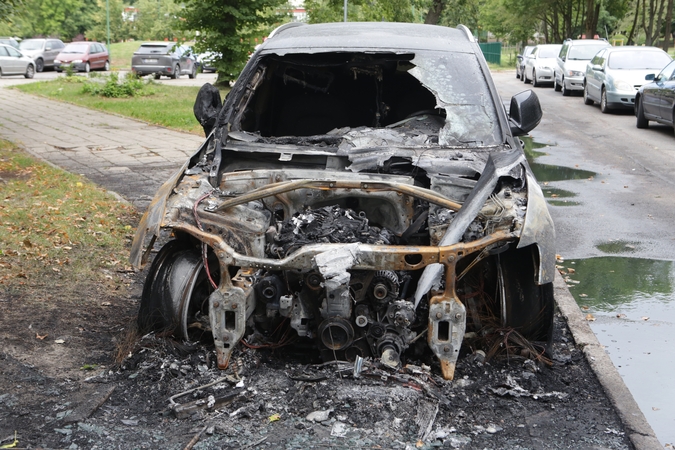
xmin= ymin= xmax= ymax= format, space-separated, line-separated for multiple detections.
xmin=554 ymin=39 xmax=611 ymax=96
xmin=0 ymin=43 xmax=35 ymax=78
xmin=523 ymin=44 xmax=562 ymax=87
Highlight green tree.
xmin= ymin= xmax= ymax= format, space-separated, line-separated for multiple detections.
xmin=8 ymin=0 xmax=96 ymax=40
xmin=86 ymin=0 xmax=126 ymax=42
xmin=305 ymin=0 xmax=419 ymax=23
xmin=178 ymin=0 xmax=290 ymax=83
xmin=134 ymin=0 xmax=186 ymax=41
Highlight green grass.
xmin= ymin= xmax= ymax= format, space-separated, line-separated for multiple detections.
xmin=14 ymin=76 xmax=229 ymax=134
xmin=0 ymin=139 xmax=138 ymax=296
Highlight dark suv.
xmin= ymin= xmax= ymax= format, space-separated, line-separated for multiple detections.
xmin=131 ymin=22 xmax=554 ymax=381
xmin=131 ymin=42 xmax=197 ymax=79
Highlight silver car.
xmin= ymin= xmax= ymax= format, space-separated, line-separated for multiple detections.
xmin=131 ymin=42 xmax=198 ymax=79
xmin=516 ymin=45 xmax=535 ymax=80
xmin=523 ymin=44 xmax=562 ymax=87
xmin=583 ymin=46 xmax=672 ymax=113
xmin=554 ymin=39 xmax=611 ymax=96
xmin=0 ymin=43 xmax=35 ymax=78
xmin=18 ymin=38 xmax=65 ymax=72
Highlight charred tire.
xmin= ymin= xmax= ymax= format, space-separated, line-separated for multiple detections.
xmin=35 ymin=58 xmax=44 ymax=73
xmin=137 ymin=240 xmax=215 ymax=340
xmin=498 ymin=246 xmax=554 ymax=342
xmin=583 ymin=83 xmax=593 ymax=105
xmin=636 ymin=97 xmax=649 ymax=128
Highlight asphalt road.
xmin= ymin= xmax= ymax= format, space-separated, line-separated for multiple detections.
xmin=491 ymin=70 xmax=675 ymax=261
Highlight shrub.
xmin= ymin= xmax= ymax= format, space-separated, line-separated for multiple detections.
xmin=81 ymin=72 xmax=149 ymax=98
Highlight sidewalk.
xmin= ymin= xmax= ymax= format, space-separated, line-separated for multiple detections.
xmin=0 ymin=87 xmax=203 ymax=208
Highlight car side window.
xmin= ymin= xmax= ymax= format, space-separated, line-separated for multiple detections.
xmin=0 ymin=46 xmax=9 ymax=56
xmin=7 ymin=46 xmax=20 ymax=57
xmin=559 ymin=44 xmax=568 ymax=60
xmin=658 ymin=61 xmax=675 ymax=81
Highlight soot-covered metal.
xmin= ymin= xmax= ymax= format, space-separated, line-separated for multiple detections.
xmin=130 ymin=22 xmax=555 ymax=380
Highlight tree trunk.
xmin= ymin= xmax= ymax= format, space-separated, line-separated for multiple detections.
xmin=663 ymin=0 xmax=674 ymax=50
xmin=424 ymin=0 xmax=444 ymax=25
xmin=627 ymin=0 xmax=640 ymax=45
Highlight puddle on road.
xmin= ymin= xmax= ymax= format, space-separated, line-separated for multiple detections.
xmin=521 ymin=137 xmax=597 ymax=182
xmin=596 ymin=239 xmax=640 ymax=254
xmin=562 ymin=256 xmax=675 ymax=445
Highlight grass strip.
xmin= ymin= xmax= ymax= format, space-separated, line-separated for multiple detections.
xmin=14 ymin=75 xmax=228 ymax=135
xmin=0 ymin=139 xmax=139 ymax=302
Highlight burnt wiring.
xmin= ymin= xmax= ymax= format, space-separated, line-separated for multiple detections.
xmin=193 ymin=189 xmax=219 ymax=290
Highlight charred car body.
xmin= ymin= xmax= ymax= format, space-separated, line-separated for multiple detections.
xmin=130 ymin=22 xmax=555 ymax=380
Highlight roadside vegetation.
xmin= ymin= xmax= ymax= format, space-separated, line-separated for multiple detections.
xmin=13 ymin=75 xmax=229 ymax=134
xmin=0 ymin=139 xmax=138 ymax=304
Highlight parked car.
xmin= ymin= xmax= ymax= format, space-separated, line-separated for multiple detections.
xmin=54 ymin=42 xmax=110 ymax=73
xmin=131 ymin=22 xmax=555 ymax=381
xmin=131 ymin=42 xmax=197 ymax=79
xmin=18 ymin=38 xmax=65 ymax=72
xmin=0 ymin=43 xmax=35 ymax=78
xmin=523 ymin=44 xmax=563 ymax=87
xmin=516 ymin=45 xmax=535 ymax=80
xmin=583 ymin=46 xmax=672 ymax=113
xmin=635 ymin=59 xmax=675 ymax=130
xmin=554 ymin=38 xmax=611 ymax=96
xmin=0 ymin=37 xmax=20 ymax=49
xmin=196 ymin=52 xmax=219 ymax=73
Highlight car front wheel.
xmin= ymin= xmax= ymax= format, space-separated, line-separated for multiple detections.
xmin=35 ymin=58 xmax=44 ymax=73
xmin=24 ymin=64 xmax=35 ymax=79
xmin=84 ymin=62 xmax=90 ymax=73
xmin=172 ymin=65 xmax=180 ymax=79
xmin=104 ymin=60 xmax=110 ymax=71
xmin=561 ymin=77 xmax=570 ymax=96
xmin=583 ymin=83 xmax=593 ymax=105
xmin=532 ymin=70 xmax=539 ymax=87
xmin=636 ymin=97 xmax=649 ymax=128
xmin=600 ymin=88 xmax=610 ymax=113
xmin=189 ymin=64 xmax=196 ymax=79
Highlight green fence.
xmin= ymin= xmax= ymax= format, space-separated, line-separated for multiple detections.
xmin=479 ymin=42 xmax=502 ymax=64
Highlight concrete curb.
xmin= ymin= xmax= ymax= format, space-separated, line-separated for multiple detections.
xmin=554 ymin=272 xmax=662 ymax=449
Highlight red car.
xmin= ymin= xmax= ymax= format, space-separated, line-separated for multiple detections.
xmin=55 ymin=42 xmax=110 ymax=73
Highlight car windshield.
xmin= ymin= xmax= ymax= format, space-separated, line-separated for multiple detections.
xmin=19 ymin=40 xmax=43 ymax=51
xmin=62 ymin=43 xmax=89 ymax=54
xmin=537 ymin=46 xmax=560 ymax=58
xmin=568 ymin=43 xmax=608 ymax=60
xmin=235 ymin=51 xmax=501 ymax=148
xmin=608 ymin=50 xmax=672 ymax=70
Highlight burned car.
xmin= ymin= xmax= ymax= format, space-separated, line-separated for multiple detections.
xmin=130 ymin=22 xmax=555 ymax=380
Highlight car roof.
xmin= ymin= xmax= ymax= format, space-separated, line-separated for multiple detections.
xmin=604 ymin=45 xmax=666 ymax=53
xmin=566 ymin=39 xmax=609 ymax=45
xmin=260 ymin=22 xmax=476 ymax=54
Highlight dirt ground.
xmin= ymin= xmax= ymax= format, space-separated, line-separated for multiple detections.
xmin=0 ymin=252 xmax=635 ymax=450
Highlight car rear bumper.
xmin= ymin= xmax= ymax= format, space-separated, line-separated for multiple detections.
xmin=132 ymin=64 xmax=175 ymax=76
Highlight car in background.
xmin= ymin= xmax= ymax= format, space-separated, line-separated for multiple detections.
xmin=635 ymin=59 xmax=675 ymax=130
xmin=18 ymin=38 xmax=65 ymax=72
xmin=523 ymin=44 xmax=562 ymax=87
xmin=554 ymin=38 xmax=611 ymax=96
xmin=132 ymin=22 xmax=555 ymax=382
xmin=516 ymin=45 xmax=534 ymax=80
xmin=196 ymin=51 xmax=219 ymax=73
xmin=131 ymin=42 xmax=197 ymax=79
xmin=0 ymin=37 xmax=20 ymax=49
xmin=0 ymin=43 xmax=35 ymax=78
xmin=584 ymin=46 xmax=672 ymax=113
xmin=55 ymin=42 xmax=110 ymax=73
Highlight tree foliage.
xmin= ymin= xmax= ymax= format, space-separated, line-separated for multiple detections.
xmin=305 ymin=0 xmax=424 ymax=23
xmin=177 ymin=0 xmax=290 ymax=84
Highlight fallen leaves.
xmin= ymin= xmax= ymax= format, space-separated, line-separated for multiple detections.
xmin=36 ymin=333 xmax=48 ymax=340
xmin=585 ymin=314 xmax=596 ymax=322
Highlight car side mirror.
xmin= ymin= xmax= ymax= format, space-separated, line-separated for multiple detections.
xmin=645 ymin=73 xmax=655 ymax=81
xmin=194 ymin=83 xmax=223 ymax=136
xmin=508 ymin=90 xmax=542 ymax=137
xmin=592 ymin=64 xmax=603 ymax=71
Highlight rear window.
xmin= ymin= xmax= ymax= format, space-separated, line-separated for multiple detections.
xmin=136 ymin=44 xmax=171 ymax=54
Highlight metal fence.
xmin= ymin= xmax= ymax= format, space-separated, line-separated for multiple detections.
xmin=478 ymin=42 xmax=502 ymax=64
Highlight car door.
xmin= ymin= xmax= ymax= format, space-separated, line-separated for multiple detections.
xmin=6 ymin=45 xmax=25 ymax=74
xmin=90 ymin=44 xmax=102 ymax=69
xmin=44 ymin=40 xmax=61 ymax=66
xmin=556 ymin=43 xmax=569 ymax=85
xmin=644 ymin=61 xmax=675 ymax=119
xmin=659 ymin=65 xmax=675 ymax=124
xmin=586 ymin=50 xmax=606 ymax=100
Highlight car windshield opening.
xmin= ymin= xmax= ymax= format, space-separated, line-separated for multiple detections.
xmin=236 ymin=51 xmax=500 ymax=148
xmin=537 ymin=47 xmax=559 ymax=58
xmin=63 ymin=43 xmax=89 ymax=54
xmin=608 ymin=51 xmax=672 ymax=70
xmin=19 ymin=40 xmax=43 ymax=51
